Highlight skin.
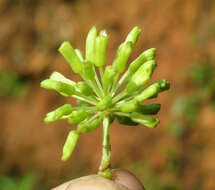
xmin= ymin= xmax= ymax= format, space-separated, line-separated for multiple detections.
xmin=52 ymin=169 xmax=145 ymax=190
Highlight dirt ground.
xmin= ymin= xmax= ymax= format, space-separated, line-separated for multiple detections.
xmin=0 ymin=0 xmax=215 ymax=189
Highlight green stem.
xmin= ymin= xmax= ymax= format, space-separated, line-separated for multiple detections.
xmin=113 ymin=112 xmax=130 ymax=117
xmin=116 ymin=87 xmax=145 ymax=105
xmin=98 ymin=116 xmax=112 ymax=179
xmin=87 ymin=80 xmax=102 ymax=99
xmin=93 ymin=66 xmax=105 ymax=97
xmin=80 ymin=73 xmax=102 ymax=99
xmin=112 ymin=90 xmax=128 ymax=104
xmin=112 ymin=71 xmax=131 ymax=96
xmin=72 ymin=94 xmax=97 ymax=105
xmin=95 ymin=77 xmax=104 ymax=97
xmin=87 ymin=112 xmax=100 ymax=123
xmin=110 ymin=73 xmax=120 ymax=95
xmin=99 ymin=67 xmax=104 ymax=79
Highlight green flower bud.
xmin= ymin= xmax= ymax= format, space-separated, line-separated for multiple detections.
xmin=58 ymin=41 xmax=83 ymax=74
xmin=116 ymin=43 xmax=124 ymax=54
xmin=118 ymin=99 xmax=138 ymax=113
xmin=76 ymin=99 xmax=90 ymax=107
xmin=85 ymin=26 xmax=97 ymax=64
xmin=76 ymin=81 xmax=93 ymax=96
xmin=75 ymin=49 xmax=84 ymax=62
xmin=113 ymin=41 xmax=133 ymax=73
xmin=116 ymin=115 xmax=138 ymax=126
xmin=88 ymin=119 xmax=101 ymax=132
xmin=102 ymin=66 xmax=116 ymax=92
xmin=128 ymin=48 xmax=156 ymax=73
xmin=44 ymin=104 xmax=73 ymax=123
xmin=50 ymin=72 xmax=76 ymax=86
xmin=62 ymin=130 xmax=79 ymax=161
xmin=131 ymin=112 xmax=160 ymax=128
xmin=82 ymin=62 xmax=95 ymax=80
xmin=94 ymin=30 xmax=109 ymax=67
xmin=125 ymin=26 xmax=141 ymax=46
xmin=126 ymin=60 xmax=157 ymax=93
xmin=68 ymin=109 xmax=88 ymax=124
xmin=77 ymin=118 xmax=101 ymax=133
xmin=157 ymin=79 xmax=170 ymax=92
xmin=137 ymin=104 xmax=161 ymax=115
xmin=143 ymin=48 xmax=156 ymax=61
xmin=135 ymin=83 xmax=160 ymax=102
xmin=96 ymin=96 xmax=112 ymax=111
xmin=40 ymin=79 xmax=75 ymax=96
xmin=136 ymin=79 xmax=170 ymax=100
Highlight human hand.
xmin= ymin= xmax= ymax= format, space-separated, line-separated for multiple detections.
xmin=52 ymin=169 xmax=145 ymax=190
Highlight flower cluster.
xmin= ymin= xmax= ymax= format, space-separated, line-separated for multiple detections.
xmin=40 ymin=26 xmax=170 ymax=170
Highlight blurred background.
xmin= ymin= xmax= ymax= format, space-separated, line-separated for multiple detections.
xmin=0 ymin=0 xmax=215 ymax=189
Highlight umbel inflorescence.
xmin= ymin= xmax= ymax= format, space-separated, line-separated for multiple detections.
xmin=40 ymin=26 xmax=170 ymax=178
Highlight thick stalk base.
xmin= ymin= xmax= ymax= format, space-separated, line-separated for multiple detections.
xmin=98 ymin=116 xmax=112 ymax=179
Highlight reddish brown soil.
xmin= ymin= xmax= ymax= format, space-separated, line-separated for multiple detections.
xmin=0 ymin=0 xmax=215 ymax=189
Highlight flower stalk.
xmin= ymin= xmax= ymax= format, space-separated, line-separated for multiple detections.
xmin=98 ymin=116 xmax=112 ymax=179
